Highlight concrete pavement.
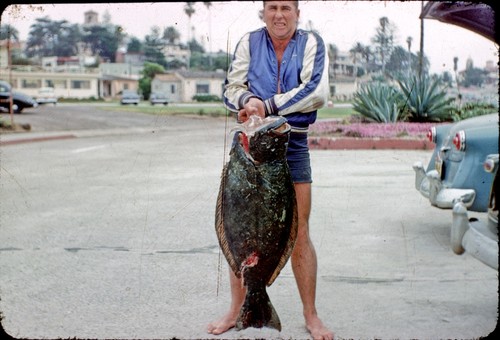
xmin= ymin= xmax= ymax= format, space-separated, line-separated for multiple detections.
xmin=0 ymin=116 xmax=497 ymax=339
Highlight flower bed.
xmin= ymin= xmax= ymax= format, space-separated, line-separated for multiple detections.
xmin=310 ymin=120 xmax=437 ymax=139
xmin=308 ymin=119 xmax=443 ymax=150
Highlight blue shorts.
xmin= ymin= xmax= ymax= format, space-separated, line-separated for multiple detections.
xmin=287 ymin=132 xmax=312 ymax=183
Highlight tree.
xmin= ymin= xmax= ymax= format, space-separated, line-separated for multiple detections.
xmin=139 ymin=62 xmax=165 ymax=99
xmin=349 ymin=42 xmax=365 ymax=77
xmin=25 ymin=17 xmax=81 ymax=59
xmin=163 ymin=26 xmax=181 ymax=45
xmin=406 ymin=36 xmax=413 ymax=76
xmin=127 ymin=37 xmax=143 ymax=53
xmin=184 ymin=2 xmax=196 ymax=43
xmin=386 ymin=46 xmax=413 ymax=76
xmin=82 ymin=24 xmax=123 ymax=62
xmin=328 ymin=43 xmax=338 ymax=78
xmin=203 ymin=1 xmax=213 ymax=66
xmin=144 ymin=26 xmax=167 ymax=67
xmin=371 ymin=16 xmax=396 ymax=74
xmin=0 ymin=24 xmax=19 ymax=41
xmin=462 ymin=59 xmax=487 ymax=87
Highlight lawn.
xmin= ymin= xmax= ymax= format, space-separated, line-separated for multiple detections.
xmin=100 ymin=102 xmax=355 ymax=120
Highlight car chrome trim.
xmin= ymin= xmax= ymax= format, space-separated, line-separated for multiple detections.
xmin=413 ymin=163 xmax=476 ymax=209
xmin=452 ymin=201 xmax=499 ymax=270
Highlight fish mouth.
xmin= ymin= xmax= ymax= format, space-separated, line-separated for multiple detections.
xmin=232 ymin=115 xmax=290 ymax=138
xmin=232 ymin=116 xmax=290 ymax=159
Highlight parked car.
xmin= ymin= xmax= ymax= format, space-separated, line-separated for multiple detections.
xmin=413 ymin=114 xmax=499 ymax=212
xmin=150 ymin=92 xmax=169 ymax=106
xmin=416 ymin=1 xmax=498 ymax=269
xmin=35 ymin=87 xmax=58 ymax=105
xmin=120 ymin=90 xmax=140 ymax=105
xmin=0 ymin=80 xmax=38 ymax=113
xmin=451 ymin=154 xmax=498 ymax=269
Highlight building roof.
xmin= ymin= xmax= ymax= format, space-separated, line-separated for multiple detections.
xmin=176 ymin=70 xmax=226 ymax=79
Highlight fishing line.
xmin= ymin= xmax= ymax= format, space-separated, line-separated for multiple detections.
xmin=216 ymin=30 xmax=233 ymax=298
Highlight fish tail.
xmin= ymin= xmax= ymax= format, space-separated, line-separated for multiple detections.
xmin=236 ymin=285 xmax=281 ymax=331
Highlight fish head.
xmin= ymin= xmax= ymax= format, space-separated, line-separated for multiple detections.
xmin=233 ymin=115 xmax=291 ymax=163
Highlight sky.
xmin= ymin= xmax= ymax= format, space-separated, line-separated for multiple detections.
xmin=1 ymin=1 xmax=498 ymax=74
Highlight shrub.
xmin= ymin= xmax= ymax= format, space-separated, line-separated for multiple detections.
xmin=192 ymin=94 xmax=221 ymax=102
xmin=352 ymin=82 xmax=404 ymax=123
xmin=452 ymin=102 xmax=498 ymax=121
xmin=397 ymin=75 xmax=455 ymax=122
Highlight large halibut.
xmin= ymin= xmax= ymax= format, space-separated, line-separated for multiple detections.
xmin=215 ymin=115 xmax=298 ymax=331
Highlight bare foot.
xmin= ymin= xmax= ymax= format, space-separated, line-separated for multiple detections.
xmin=306 ymin=314 xmax=334 ymax=340
xmin=207 ymin=312 xmax=238 ymax=335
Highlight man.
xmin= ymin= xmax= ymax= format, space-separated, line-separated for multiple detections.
xmin=207 ymin=1 xmax=333 ymax=339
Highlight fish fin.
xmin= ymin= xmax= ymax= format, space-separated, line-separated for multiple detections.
xmin=215 ymin=166 xmax=240 ymax=276
xmin=267 ymin=193 xmax=298 ymax=286
xmin=236 ymin=285 xmax=281 ymax=331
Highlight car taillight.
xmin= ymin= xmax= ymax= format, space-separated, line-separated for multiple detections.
xmin=484 ymin=158 xmax=497 ymax=173
xmin=427 ymin=127 xmax=436 ymax=143
xmin=452 ymin=130 xmax=466 ymax=151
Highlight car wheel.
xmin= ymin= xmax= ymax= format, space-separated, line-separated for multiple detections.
xmin=12 ymin=103 xmax=23 ymax=114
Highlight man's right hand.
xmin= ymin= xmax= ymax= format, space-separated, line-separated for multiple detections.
xmin=238 ymin=97 xmax=265 ymax=122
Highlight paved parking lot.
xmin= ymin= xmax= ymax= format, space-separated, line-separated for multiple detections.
xmin=0 ymin=113 xmax=497 ymax=339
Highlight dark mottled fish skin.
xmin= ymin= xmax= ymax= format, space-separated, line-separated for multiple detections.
xmin=215 ymin=117 xmax=298 ymax=331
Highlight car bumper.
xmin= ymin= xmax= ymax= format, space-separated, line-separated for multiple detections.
xmin=413 ymin=161 xmax=475 ymax=209
xmin=451 ymin=202 xmax=498 ymax=269
xmin=36 ymin=99 xmax=57 ymax=104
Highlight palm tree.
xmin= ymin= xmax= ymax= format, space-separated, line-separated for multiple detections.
xmin=328 ymin=43 xmax=338 ymax=79
xmin=203 ymin=1 xmax=213 ymax=67
xmin=184 ymin=2 xmax=196 ymax=43
xmin=0 ymin=24 xmax=19 ymax=41
xmin=163 ymin=26 xmax=180 ymax=45
xmin=349 ymin=42 xmax=365 ymax=77
xmin=406 ymin=36 xmax=413 ymax=76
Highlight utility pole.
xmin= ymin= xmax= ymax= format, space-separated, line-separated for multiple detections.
xmin=418 ymin=1 xmax=424 ymax=78
xmin=7 ymin=30 xmax=14 ymax=126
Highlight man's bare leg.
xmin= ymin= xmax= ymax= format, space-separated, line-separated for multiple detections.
xmin=292 ymin=183 xmax=334 ymax=340
xmin=207 ymin=269 xmax=245 ymax=335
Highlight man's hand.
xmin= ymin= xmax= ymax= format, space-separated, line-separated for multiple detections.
xmin=238 ymin=97 xmax=265 ymax=122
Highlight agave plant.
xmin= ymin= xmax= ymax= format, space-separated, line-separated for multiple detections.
xmin=352 ymin=82 xmax=404 ymax=123
xmin=397 ymin=75 xmax=455 ymax=122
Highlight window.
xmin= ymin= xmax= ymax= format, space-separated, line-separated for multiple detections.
xmin=21 ymin=79 xmax=41 ymax=89
xmin=71 ymin=80 xmax=90 ymax=89
xmin=170 ymin=84 xmax=176 ymax=94
xmin=196 ymin=83 xmax=209 ymax=94
xmin=52 ymin=80 xmax=67 ymax=89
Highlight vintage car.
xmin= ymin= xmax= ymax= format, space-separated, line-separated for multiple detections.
xmin=0 ymin=80 xmax=38 ymax=113
xmin=150 ymin=92 xmax=169 ymax=105
xmin=35 ymin=87 xmax=58 ymax=105
xmin=413 ymin=114 xmax=499 ymax=212
xmin=120 ymin=90 xmax=141 ymax=105
xmin=415 ymin=1 xmax=498 ymax=269
xmin=451 ymin=154 xmax=498 ymax=269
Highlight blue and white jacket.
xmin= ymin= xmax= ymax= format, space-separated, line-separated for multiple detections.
xmin=223 ymin=27 xmax=329 ymax=131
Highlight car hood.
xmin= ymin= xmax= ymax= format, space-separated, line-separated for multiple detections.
xmin=13 ymin=91 xmax=38 ymax=104
xmin=420 ymin=1 xmax=496 ymax=42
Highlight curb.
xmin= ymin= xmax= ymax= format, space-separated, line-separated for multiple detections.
xmin=0 ymin=134 xmax=76 ymax=146
xmin=1 ymin=132 xmax=436 ymax=151
xmin=309 ymin=136 xmax=435 ymax=150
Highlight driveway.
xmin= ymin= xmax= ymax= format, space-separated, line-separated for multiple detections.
xmin=0 ymin=106 xmax=497 ymax=339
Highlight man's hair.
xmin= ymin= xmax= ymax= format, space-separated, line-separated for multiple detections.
xmin=263 ymin=1 xmax=299 ymax=8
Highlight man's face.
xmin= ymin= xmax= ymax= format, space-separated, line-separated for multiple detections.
xmin=263 ymin=1 xmax=300 ymax=41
